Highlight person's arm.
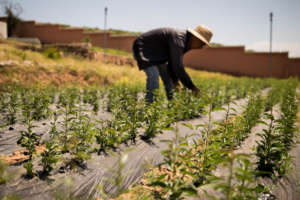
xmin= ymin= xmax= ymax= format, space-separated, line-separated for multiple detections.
xmin=168 ymin=46 xmax=197 ymax=90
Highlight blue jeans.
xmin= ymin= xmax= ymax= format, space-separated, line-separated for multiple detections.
xmin=144 ymin=64 xmax=175 ymax=103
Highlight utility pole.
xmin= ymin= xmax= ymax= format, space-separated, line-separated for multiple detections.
xmin=104 ymin=6 xmax=108 ymax=55
xmin=269 ymin=12 xmax=273 ymax=77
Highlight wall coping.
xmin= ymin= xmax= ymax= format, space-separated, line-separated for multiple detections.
xmin=8 ymin=17 xmax=298 ymax=60
xmin=290 ymin=58 xmax=300 ymax=61
xmin=245 ymin=52 xmax=288 ymax=57
xmin=0 ymin=17 xmax=7 ymax=22
xmin=61 ymin=28 xmax=84 ymax=31
xmin=35 ymin=23 xmax=60 ymax=27
xmin=207 ymin=46 xmax=245 ymax=51
xmin=85 ymin=32 xmax=107 ymax=35
xmin=110 ymin=34 xmax=138 ymax=38
xmin=21 ymin=20 xmax=35 ymax=24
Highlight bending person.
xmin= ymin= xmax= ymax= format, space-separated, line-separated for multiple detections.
xmin=132 ymin=25 xmax=213 ymax=103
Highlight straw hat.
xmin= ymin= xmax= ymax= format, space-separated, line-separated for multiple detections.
xmin=188 ymin=25 xmax=213 ymax=46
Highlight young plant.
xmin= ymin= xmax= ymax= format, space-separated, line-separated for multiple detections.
xmin=23 ymin=161 xmax=34 ymax=178
xmin=149 ymin=129 xmax=197 ymax=199
xmin=17 ymin=110 xmax=40 ymax=178
xmin=256 ymin=112 xmax=286 ymax=179
xmin=69 ymin=112 xmax=95 ymax=166
xmin=168 ymin=89 xmax=204 ymax=121
xmin=31 ymin=90 xmax=51 ymax=121
xmin=96 ymin=120 xmax=121 ymax=154
xmin=59 ymin=98 xmax=76 ymax=153
xmin=41 ymin=141 xmax=60 ymax=175
xmin=142 ymin=90 xmax=171 ymax=140
xmin=277 ymin=82 xmax=298 ymax=151
xmin=97 ymin=151 xmax=133 ymax=199
xmin=210 ymin=153 xmax=267 ymax=200
xmin=83 ymin=88 xmax=100 ymax=113
xmin=49 ymin=111 xmax=59 ymax=140
xmin=115 ymin=90 xmax=143 ymax=144
xmin=6 ymin=91 xmax=18 ymax=125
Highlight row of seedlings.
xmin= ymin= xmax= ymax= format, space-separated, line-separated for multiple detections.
xmin=144 ymin=85 xmax=267 ymax=199
xmin=256 ymin=79 xmax=298 ymax=181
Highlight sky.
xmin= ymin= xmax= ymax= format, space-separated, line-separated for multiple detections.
xmin=1 ymin=0 xmax=300 ymax=57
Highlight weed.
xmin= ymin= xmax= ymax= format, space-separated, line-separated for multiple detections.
xmin=43 ymin=47 xmax=61 ymax=59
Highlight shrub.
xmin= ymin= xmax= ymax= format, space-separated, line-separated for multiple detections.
xmin=43 ymin=47 xmax=61 ymax=59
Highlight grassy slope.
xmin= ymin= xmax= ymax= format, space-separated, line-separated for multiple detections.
xmin=0 ymin=40 xmax=144 ymax=87
xmin=0 ymin=39 xmax=234 ymax=88
xmin=92 ymin=46 xmax=133 ymax=57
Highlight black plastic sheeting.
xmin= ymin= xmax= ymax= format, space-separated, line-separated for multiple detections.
xmin=5 ymin=93 xmax=298 ymax=200
xmin=0 ymin=106 xmax=112 ymax=155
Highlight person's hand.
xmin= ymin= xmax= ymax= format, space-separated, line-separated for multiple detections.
xmin=173 ymin=81 xmax=181 ymax=92
xmin=191 ymin=87 xmax=201 ymax=96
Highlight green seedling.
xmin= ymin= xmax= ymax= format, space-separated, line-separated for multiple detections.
xmin=149 ymin=129 xmax=198 ymax=200
xmin=41 ymin=141 xmax=60 ymax=175
xmin=96 ymin=120 xmax=121 ymax=153
xmin=23 ymin=160 xmax=34 ymax=178
xmin=69 ymin=111 xmax=95 ymax=166
xmin=209 ymin=153 xmax=268 ymax=200
xmin=6 ymin=91 xmax=18 ymax=125
xmin=17 ymin=114 xmax=40 ymax=177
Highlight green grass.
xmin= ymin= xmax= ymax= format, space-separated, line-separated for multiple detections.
xmin=92 ymin=46 xmax=133 ymax=57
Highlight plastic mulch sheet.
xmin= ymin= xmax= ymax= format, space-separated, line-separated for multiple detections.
xmin=3 ymin=91 xmax=300 ymax=200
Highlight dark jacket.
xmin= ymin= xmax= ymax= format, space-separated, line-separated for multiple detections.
xmin=132 ymin=28 xmax=196 ymax=89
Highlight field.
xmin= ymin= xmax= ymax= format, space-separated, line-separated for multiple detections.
xmin=0 ymin=40 xmax=300 ymax=200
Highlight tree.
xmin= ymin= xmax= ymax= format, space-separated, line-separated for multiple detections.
xmin=0 ymin=0 xmax=22 ymax=36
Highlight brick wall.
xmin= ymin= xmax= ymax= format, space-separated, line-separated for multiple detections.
xmin=1 ymin=17 xmax=299 ymax=78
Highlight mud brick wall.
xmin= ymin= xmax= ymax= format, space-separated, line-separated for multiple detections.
xmin=0 ymin=17 xmax=299 ymax=78
xmin=183 ymin=46 xmax=292 ymax=78
xmin=287 ymin=58 xmax=300 ymax=77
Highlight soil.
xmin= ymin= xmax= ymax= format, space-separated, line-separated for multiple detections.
xmin=0 ymin=145 xmax=45 ymax=165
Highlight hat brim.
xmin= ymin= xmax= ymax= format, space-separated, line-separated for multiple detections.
xmin=187 ymin=28 xmax=211 ymax=47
